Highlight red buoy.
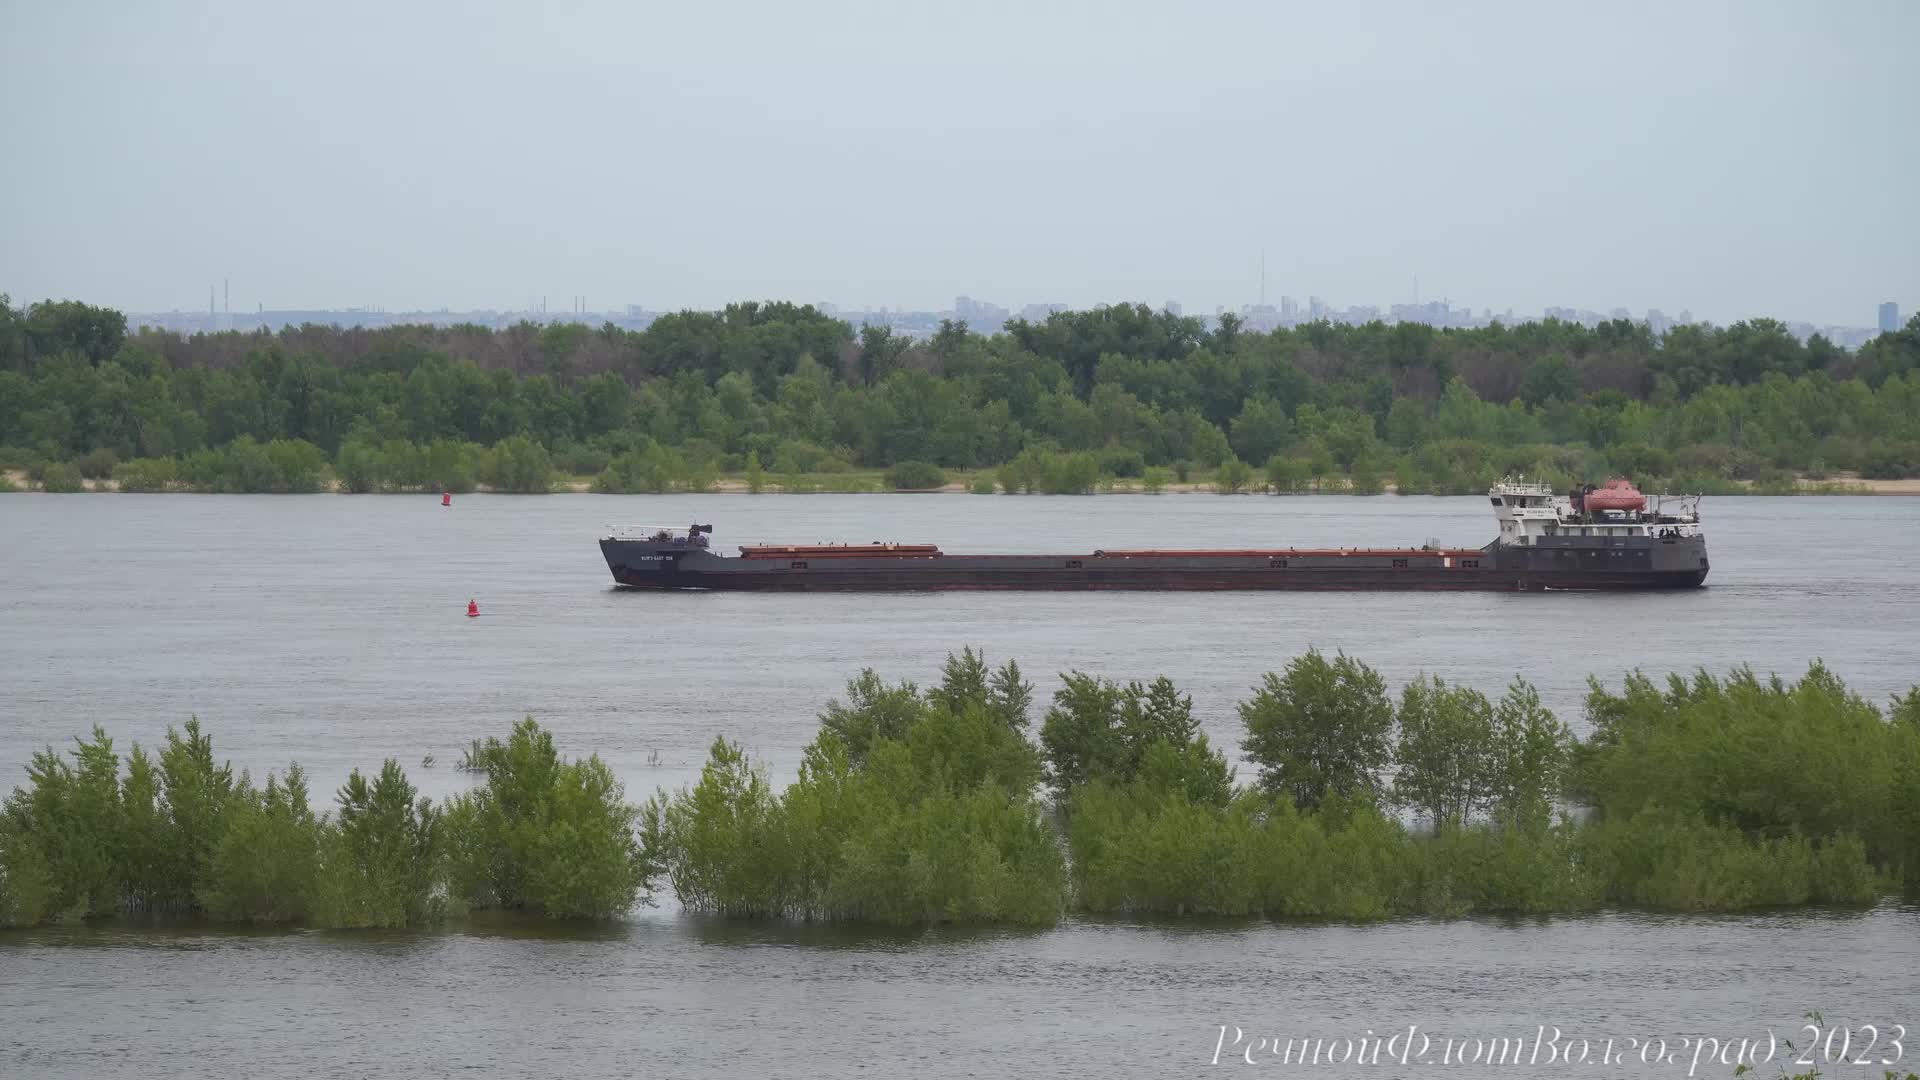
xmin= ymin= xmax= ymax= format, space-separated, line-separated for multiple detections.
xmin=442 ymin=491 xmax=452 ymax=506
xmin=466 ymin=599 xmax=479 ymax=618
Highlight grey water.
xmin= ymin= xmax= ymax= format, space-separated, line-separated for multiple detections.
xmin=3 ymin=493 xmax=1917 ymax=1079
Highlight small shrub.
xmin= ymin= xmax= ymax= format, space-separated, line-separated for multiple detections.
xmin=76 ymin=448 xmax=119 ymax=479
xmin=1215 ymin=458 xmax=1253 ymax=493
xmin=114 ymin=457 xmax=178 ymax=492
xmin=884 ymin=460 xmax=946 ymax=490
xmin=1097 ymin=447 xmax=1145 ymax=478
xmin=969 ymin=473 xmax=997 ymax=495
xmin=39 ymin=462 xmax=85 ymax=492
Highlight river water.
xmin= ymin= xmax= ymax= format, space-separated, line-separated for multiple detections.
xmin=2 ymin=493 xmax=1917 ymax=1078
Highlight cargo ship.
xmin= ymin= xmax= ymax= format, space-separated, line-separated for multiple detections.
xmin=599 ymin=479 xmax=1708 ymax=592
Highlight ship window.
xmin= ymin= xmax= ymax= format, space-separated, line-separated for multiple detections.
xmin=1391 ymin=558 xmax=1409 ymax=569
xmin=790 ymin=560 xmax=808 ymax=570
xmin=1460 ymin=559 xmax=1478 ymax=568
xmin=1269 ymin=557 xmax=1287 ymax=568
xmin=1066 ymin=559 xmax=1083 ymax=569
xmin=1489 ymin=497 xmax=1502 ymax=506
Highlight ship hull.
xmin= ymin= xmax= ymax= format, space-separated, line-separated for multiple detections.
xmin=600 ymin=536 xmax=1709 ymax=593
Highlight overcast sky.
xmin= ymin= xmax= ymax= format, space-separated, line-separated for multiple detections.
xmin=2 ymin=0 xmax=1914 ymax=325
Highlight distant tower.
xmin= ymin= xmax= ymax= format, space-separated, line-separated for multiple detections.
xmin=1881 ymin=301 xmax=1901 ymax=333
xmin=224 ymin=278 xmax=229 ymax=314
xmin=209 ymin=285 xmax=215 ymax=317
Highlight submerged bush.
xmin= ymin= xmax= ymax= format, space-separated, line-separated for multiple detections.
xmin=200 ymin=767 xmax=321 ymax=923
xmin=444 ymin=718 xmax=647 ymax=919
xmin=310 ymin=760 xmax=443 ymax=928
xmin=645 ymin=649 xmax=1065 ymax=925
xmin=0 ymin=655 xmax=1911 ymax=932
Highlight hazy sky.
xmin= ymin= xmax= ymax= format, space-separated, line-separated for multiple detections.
xmin=3 ymin=0 xmax=1915 ymax=324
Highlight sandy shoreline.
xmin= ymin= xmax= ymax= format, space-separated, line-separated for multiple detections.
xmin=9 ymin=467 xmax=1919 ymax=495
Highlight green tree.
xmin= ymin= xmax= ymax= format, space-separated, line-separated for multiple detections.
xmin=1489 ymin=678 xmax=1571 ymax=829
xmin=200 ymin=766 xmax=319 ymax=923
xmin=483 ymin=435 xmax=553 ymax=493
xmin=443 ymin=718 xmax=647 ymax=918
xmin=312 ymin=760 xmax=442 ymax=928
xmin=1392 ymin=676 xmax=1496 ymax=834
xmin=1041 ymin=673 xmax=1230 ymax=806
xmin=1239 ymin=651 xmax=1393 ymax=810
xmin=1215 ymin=456 xmax=1253 ymax=493
xmin=819 ymin=671 xmax=926 ymax=765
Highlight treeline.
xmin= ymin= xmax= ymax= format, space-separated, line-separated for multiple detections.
xmin=4 ymin=296 xmax=1920 ymax=495
xmin=4 ymin=653 xmax=1917 ymax=931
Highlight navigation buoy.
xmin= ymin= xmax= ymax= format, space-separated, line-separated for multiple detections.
xmin=466 ymin=599 xmax=479 ymax=618
xmin=442 ymin=491 xmax=452 ymax=506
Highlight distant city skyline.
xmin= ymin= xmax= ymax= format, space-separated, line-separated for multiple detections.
xmin=4 ymin=2 xmax=1915 ymax=327
xmin=116 ymin=288 xmax=1905 ymax=353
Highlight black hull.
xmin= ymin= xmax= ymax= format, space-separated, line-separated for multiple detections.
xmin=606 ymin=571 xmax=1708 ymax=592
xmin=601 ymin=537 xmax=1709 ymax=593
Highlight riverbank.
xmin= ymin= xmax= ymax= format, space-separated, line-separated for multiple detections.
xmin=8 ymin=467 xmax=1919 ymax=495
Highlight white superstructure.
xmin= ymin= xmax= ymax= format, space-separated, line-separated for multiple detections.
xmin=1488 ymin=478 xmax=1701 ymax=547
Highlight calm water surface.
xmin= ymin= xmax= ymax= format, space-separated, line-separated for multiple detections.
xmin=3 ymin=494 xmax=1917 ymax=1078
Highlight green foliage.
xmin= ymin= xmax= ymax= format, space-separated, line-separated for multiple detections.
xmin=443 ymin=718 xmax=647 ymax=919
xmin=996 ymin=447 xmax=1101 ymax=494
xmin=310 ymin=760 xmax=444 ymax=928
xmin=3 ymin=656 xmax=1911 ymax=931
xmin=593 ymin=443 xmax=715 ymax=493
xmin=1393 ymin=676 xmax=1497 ymax=834
xmin=6 ymin=728 xmax=129 ymax=917
xmin=1264 ymin=454 xmax=1307 ymax=493
xmin=1240 ymin=650 xmax=1395 ymax=810
xmin=969 ymin=472 xmax=997 ymax=494
xmin=5 ymin=296 xmax=1920 ymax=495
xmin=200 ymin=767 xmax=320 ymax=923
xmin=1576 ymin=663 xmax=1909 ymax=866
xmin=883 ymin=459 xmax=946 ymax=490
xmin=0 ymin=811 xmax=54 ymax=926
xmin=1096 ymin=447 xmax=1146 ymax=478
xmin=1040 ymin=673 xmax=1231 ymax=807
xmin=1578 ymin=809 xmax=1878 ymax=910
xmin=75 ymin=447 xmax=118 ymax=479
xmin=336 ymin=438 xmax=482 ymax=493
xmin=1215 ymin=457 xmax=1253 ymax=493
xmin=38 ymin=461 xmax=84 ymax=492
xmin=113 ymin=457 xmax=178 ymax=492
xmin=643 ymin=648 xmax=1062 ymax=925
xmin=1392 ymin=676 xmax=1570 ymax=834
xmin=481 ymin=435 xmax=554 ymax=493
xmin=177 ymin=437 xmax=329 ymax=492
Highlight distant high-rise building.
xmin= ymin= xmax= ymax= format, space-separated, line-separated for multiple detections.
xmin=1280 ymin=296 xmax=1297 ymax=320
xmin=1881 ymin=301 xmax=1901 ymax=333
xmin=1163 ymin=301 xmax=1182 ymax=316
